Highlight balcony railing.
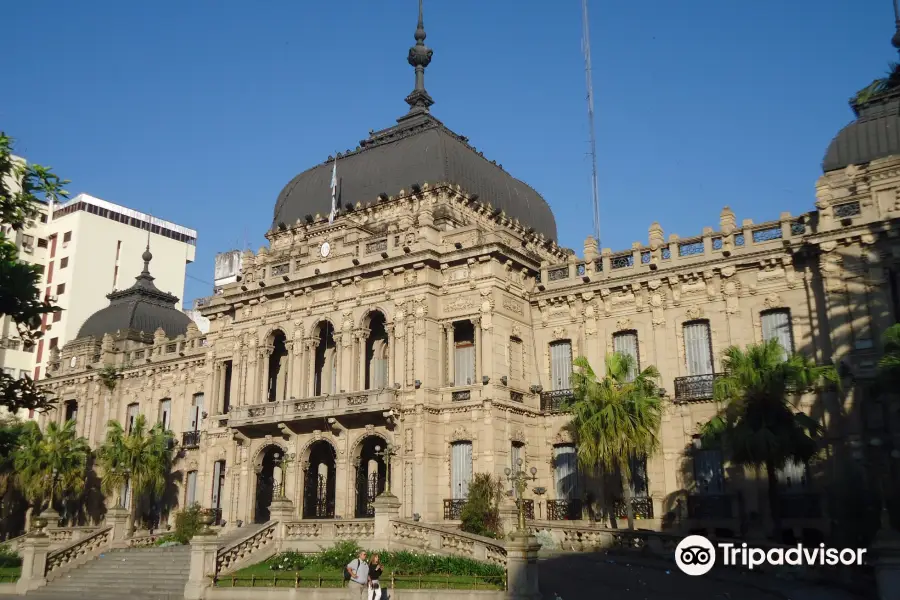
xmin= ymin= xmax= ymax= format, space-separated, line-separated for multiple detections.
xmin=614 ymin=497 xmax=654 ymax=520
xmin=443 ymin=499 xmax=465 ymax=520
xmin=518 ymin=499 xmax=534 ymax=520
xmin=182 ymin=430 xmax=200 ymax=449
xmin=540 ymin=389 xmax=574 ymax=413
xmin=546 ymin=499 xmax=583 ymax=521
xmin=211 ymin=507 xmax=223 ymax=526
xmin=228 ymin=389 xmax=398 ymax=427
xmin=779 ymin=492 xmax=822 ymax=519
xmin=687 ymin=493 xmax=734 ymax=519
xmin=674 ymin=374 xmax=720 ymax=402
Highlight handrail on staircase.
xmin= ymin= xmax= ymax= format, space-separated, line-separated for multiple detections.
xmin=215 ymin=521 xmax=277 ymax=576
xmin=45 ymin=525 xmax=113 ymax=576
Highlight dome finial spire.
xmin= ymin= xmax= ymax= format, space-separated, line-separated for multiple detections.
xmin=404 ymin=0 xmax=434 ymax=114
xmin=141 ymin=221 xmax=153 ymax=277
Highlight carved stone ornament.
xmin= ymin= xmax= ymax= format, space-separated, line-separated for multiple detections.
xmin=616 ymin=318 xmax=633 ymax=332
xmin=685 ymin=306 xmax=703 ymax=320
xmin=763 ymin=294 xmax=783 ymax=309
xmin=510 ymin=428 xmax=526 ymax=444
xmin=449 ymin=426 xmax=472 ymax=442
xmin=551 ymin=327 xmax=567 ymax=341
xmin=553 ymin=430 xmax=574 ymax=445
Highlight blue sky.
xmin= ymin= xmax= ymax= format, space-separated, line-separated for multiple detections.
xmin=4 ymin=1 xmax=894 ymax=305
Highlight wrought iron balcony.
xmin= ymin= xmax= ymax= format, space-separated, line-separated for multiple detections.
xmin=228 ymin=389 xmax=399 ymax=428
xmin=546 ymin=499 xmax=583 ymax=521
xmin=674 ymin=374 xmax=720 ymax=402
xmin=687 ymin=493 xmax=734 ymax=519
xmin=614 ymin=497 xmax=654 ymax=520
xmin=779 ymin=492 xmax=822 ymax=519
xmin=443 ymin=499 xmax=466 ymax=520
xmin=182 ymin=430 xmax=200 ymax=449
xmin=540 ymin=389 xmax=574 ymax=413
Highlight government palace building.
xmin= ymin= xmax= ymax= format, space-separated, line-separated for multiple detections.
xmin=37 ymin=5 xmax=900 ymax=543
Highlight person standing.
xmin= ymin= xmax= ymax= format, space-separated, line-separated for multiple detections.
xmin=345 ymin=551 xmax=369 ymax=600
xmin=367 ymin=554 xmax=384 ymax=600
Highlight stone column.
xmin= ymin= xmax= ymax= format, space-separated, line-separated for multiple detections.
xmin=471 ymin=317 xmax=482 ymax=383
xmin=445 ymin=323 xmax=455 ymax=385
xmin=245 ymin=350 xmax=258 ymax=406
xmin=290 ymin=338 xmax=303 ymax=399
xmin=305 ymin=339 xmax=319 ymax=396
xmin=230 ymin=355 xmax=243 ymax=407
xmin=183 ymin=533 xmax=220 ymax=600
xmin=268 ymin=497 xmax=296 ymax=550
xmin=260 ymin=346 xmax=273 ymax=402
xmin=284 ymin=341 xmax=294 ymax=400
xmin=373 ymin=492 xmax=401 ymax=549
xmin=355 ymin=329 xmax=369 ymax=391
xmin=393 ymin=324 xmax=404 ymax=389
xmin=505 ymin=532 xmax=542 ymax=600
xmin=333 ymin=333 xmax=344 ymax=393
xmin=15 ymin=533 xmax=51 ymax=594
xmin=385 ymin=323 xmax=395 ymax=389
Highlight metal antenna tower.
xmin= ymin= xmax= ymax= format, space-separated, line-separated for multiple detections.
xmin=581 ymin=0 xmax=601 ymax=245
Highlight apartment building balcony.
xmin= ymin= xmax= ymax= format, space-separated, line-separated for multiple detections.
xmin=228 ymin=388 xmax=399 ymax=428
xmin=673 ymin=374 xmax=721 ymax=402
xmin=540 ymin=389 xmax=574 ymax=413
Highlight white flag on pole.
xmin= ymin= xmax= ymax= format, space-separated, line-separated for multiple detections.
xmin=329 ymin=160 xmax=338 ymax=224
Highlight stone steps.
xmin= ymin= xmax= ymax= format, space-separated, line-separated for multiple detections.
xmin=22 ymin=546 xmax=192 ymax=599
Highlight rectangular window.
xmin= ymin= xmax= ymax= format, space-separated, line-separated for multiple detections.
xmin=450 ymin=441 xmax=473 ymax=499
xmin=126 ymin=403 xmax=139 ymax=433
xmin=56 ymin=283 xmax=65 ymax=295
xmin=63 ymin=231 xmax=72 ymax=243
xmin=550 ymin=341 xmax=573 ymax=391
xmin=211 ymin=460 xmax=226 ymax=510
xmin=189 ymin=393 xmax=204 ymax=431
xmin=761 ymin=309 xmax=793 ymax=357
xmin=683 ymin=321 xmax=713 ymax=376
xmin=159 ymin=398 xmax=172 ymax=430
xmin=629 ymin=455 xmax=649 ymax=497
xmin=553 ymin=444 xmax=579 ymax=500
xmin=37 ymin=238 xmax=48 ymax=248
xmin=64 ymin=400 xmax=78 ymax=424
xmin=693 ymin=449 xmax=725 ymax=494
xmin=19 ymin=370 xmax=29 ymax=379
xmin=454 ymin=343 xmax=475 ymax=386
xmin=509 ymin=337 xmax=523 ymax=384
xmin=60 ymin=257 xmax=68 ymax=269
xmin=52 ymin=311 xmax=61 ymax=323
xmin=613 ymin=331 xmax=640 ymax=380
xmin=49 ymin=337 xmax=58 ymax=349
xmin=186 ymin=471 xmax=198 ymax=506
xmin=222 ymin=360 xmax=233 ymax=413
xmin=22 ymin=234 xmax=34 ymax=247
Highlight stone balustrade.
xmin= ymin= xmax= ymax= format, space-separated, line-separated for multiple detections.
xmin=228 ymin=389 xmax=398 ymax=427
xmin=215 ymin=521 xmax=277 ymax=574
xmin=390 ymin=520 xmax=508 ymax=567
xmin=45 ymin=526 xmax=113 ymax=576
xmin=47 ymin=526 xmax=100 ymax=548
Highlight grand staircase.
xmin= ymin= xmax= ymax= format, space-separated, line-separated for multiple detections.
xmin=20 ymin=546 xmax=191 ymax=600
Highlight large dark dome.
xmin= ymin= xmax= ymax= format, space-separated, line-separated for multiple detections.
xmin=77 ymin=249 xmax=192 ymax=340
xmin=823 ymin=89 xmax=900 ymax=172
xmin=272 ymin=113 xmax=558 ymax=241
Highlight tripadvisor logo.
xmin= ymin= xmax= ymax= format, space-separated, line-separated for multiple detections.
xmin=674 ymin=535 xmax=867 ymax=576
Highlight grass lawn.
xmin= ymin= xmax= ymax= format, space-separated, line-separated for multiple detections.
xmin=218 ymin=559 xmax=504 ymax=590
xmin=0 ymin=566 xmax=21 ymax=583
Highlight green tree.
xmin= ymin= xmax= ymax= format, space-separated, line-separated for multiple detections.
xmin=701 ymin=339 xmax=837 ymax=538
xmin=13 ymin=420 xmax=90 ymax=518
xmin=459 ymin=473 xmax=504 ymax=539
xmin=878 ymin=323 xmax=900 ymax=389
xmin=568 ymin=352 xmax=662 ymax=530
xmin=0 ymin=133 xmax=67 ymax=413
xmin=96 ymin=415 xmax=174 ymax=531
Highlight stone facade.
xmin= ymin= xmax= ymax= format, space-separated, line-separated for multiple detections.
xmin=37 ymin=156 xmax=900 ymax=539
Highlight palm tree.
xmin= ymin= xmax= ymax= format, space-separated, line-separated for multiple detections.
xmin=13 ymin=419 xmax=90 ymax=521
xmin=96 ymin=415 xmax=173 ymax=532
xmin=567 ymin=352 xmax=663 ymax=530
xmin=701 ymin=339 xmax=837 ymax=538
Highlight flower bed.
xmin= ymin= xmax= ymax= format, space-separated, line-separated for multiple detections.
xmin=216 ymin=540 xmax=505 ymax=590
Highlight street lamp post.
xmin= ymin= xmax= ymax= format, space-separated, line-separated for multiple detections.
xmin=374 ymin=443 xmax=398 ymax=495
xmin=505 ymin=459 xmax=537 ymax=532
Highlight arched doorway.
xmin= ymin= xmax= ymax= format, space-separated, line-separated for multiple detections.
xmin=354 ymin=436 xmax=387 ymax=518
xmin=254 ymin=446 xmax=285 ymax=523
xmin=302 ymin=441 xmax=336 ymax=519
xmin=267 ymin=330 xmax=289 ymax=402
xmin=364 ymin=312 xmax=389 ymax=389
xmin=313 ymin=322 xmax=337 ymax=396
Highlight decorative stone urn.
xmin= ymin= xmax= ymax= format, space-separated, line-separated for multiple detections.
xmin=196 ymin=508 xmax=217 ymax=535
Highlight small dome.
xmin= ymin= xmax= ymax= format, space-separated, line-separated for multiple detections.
xmin=77 ymin=250 xmax=191 ymax=340
xmin=824 ymin=89 xmax=900 ymax=172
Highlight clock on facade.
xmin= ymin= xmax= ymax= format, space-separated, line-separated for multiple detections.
xmin=320 ymin=241 xmax=331 ymax=258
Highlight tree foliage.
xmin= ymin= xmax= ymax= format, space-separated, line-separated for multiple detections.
xmin=700 ymin=339 xmax=837 ymax=537
xmin=96 ymin=415 xmax=174 ymax=527
xmin=0 ymin=133 xmax=67 ymax=413
xmin=459 ymin=473 xmax=504 ymax=539
xmin=567 ymin=352 xmax=662 ymax=529
xmin=12 ymin=420 xmax=90 ymax=513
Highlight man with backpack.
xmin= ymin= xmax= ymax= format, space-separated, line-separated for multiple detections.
xmin=345 ymin=550 xmax=369 ymax=599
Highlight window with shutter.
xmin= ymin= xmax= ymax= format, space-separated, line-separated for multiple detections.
xmin=186 ymin=471 xmax=197 ymax=506
xmin=629 ymin=455 xmax=649 ymax=497
xmin=613 ymin=331 xmax=640 ymax=380
xmin=159 ymin=399 xmax=171 ymax=430
xmin=454 ymin=344 xmax=475 ymax=386
xmin=553 ymin=444 xmax=579 ymax=500
xmin=550 ymin=341 xmax=573 ymax=391
xmin=761 ymin=309 xmax=793 ymax=357
xmin=683 ymin=321 xmax=713 ymax=376
xmin=450 ymin=441 xmax=473 ymax=499
xmin=126 ymin=403 xmax=139 ymax=433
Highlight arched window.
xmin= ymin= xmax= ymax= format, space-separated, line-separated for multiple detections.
xmin=364 ymin=312 xmax=389 ymax=389
xmin=313 ymin=322 xmax=337 ymax=395
xmin=267 ymin=330 xmax=289 ymax=402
